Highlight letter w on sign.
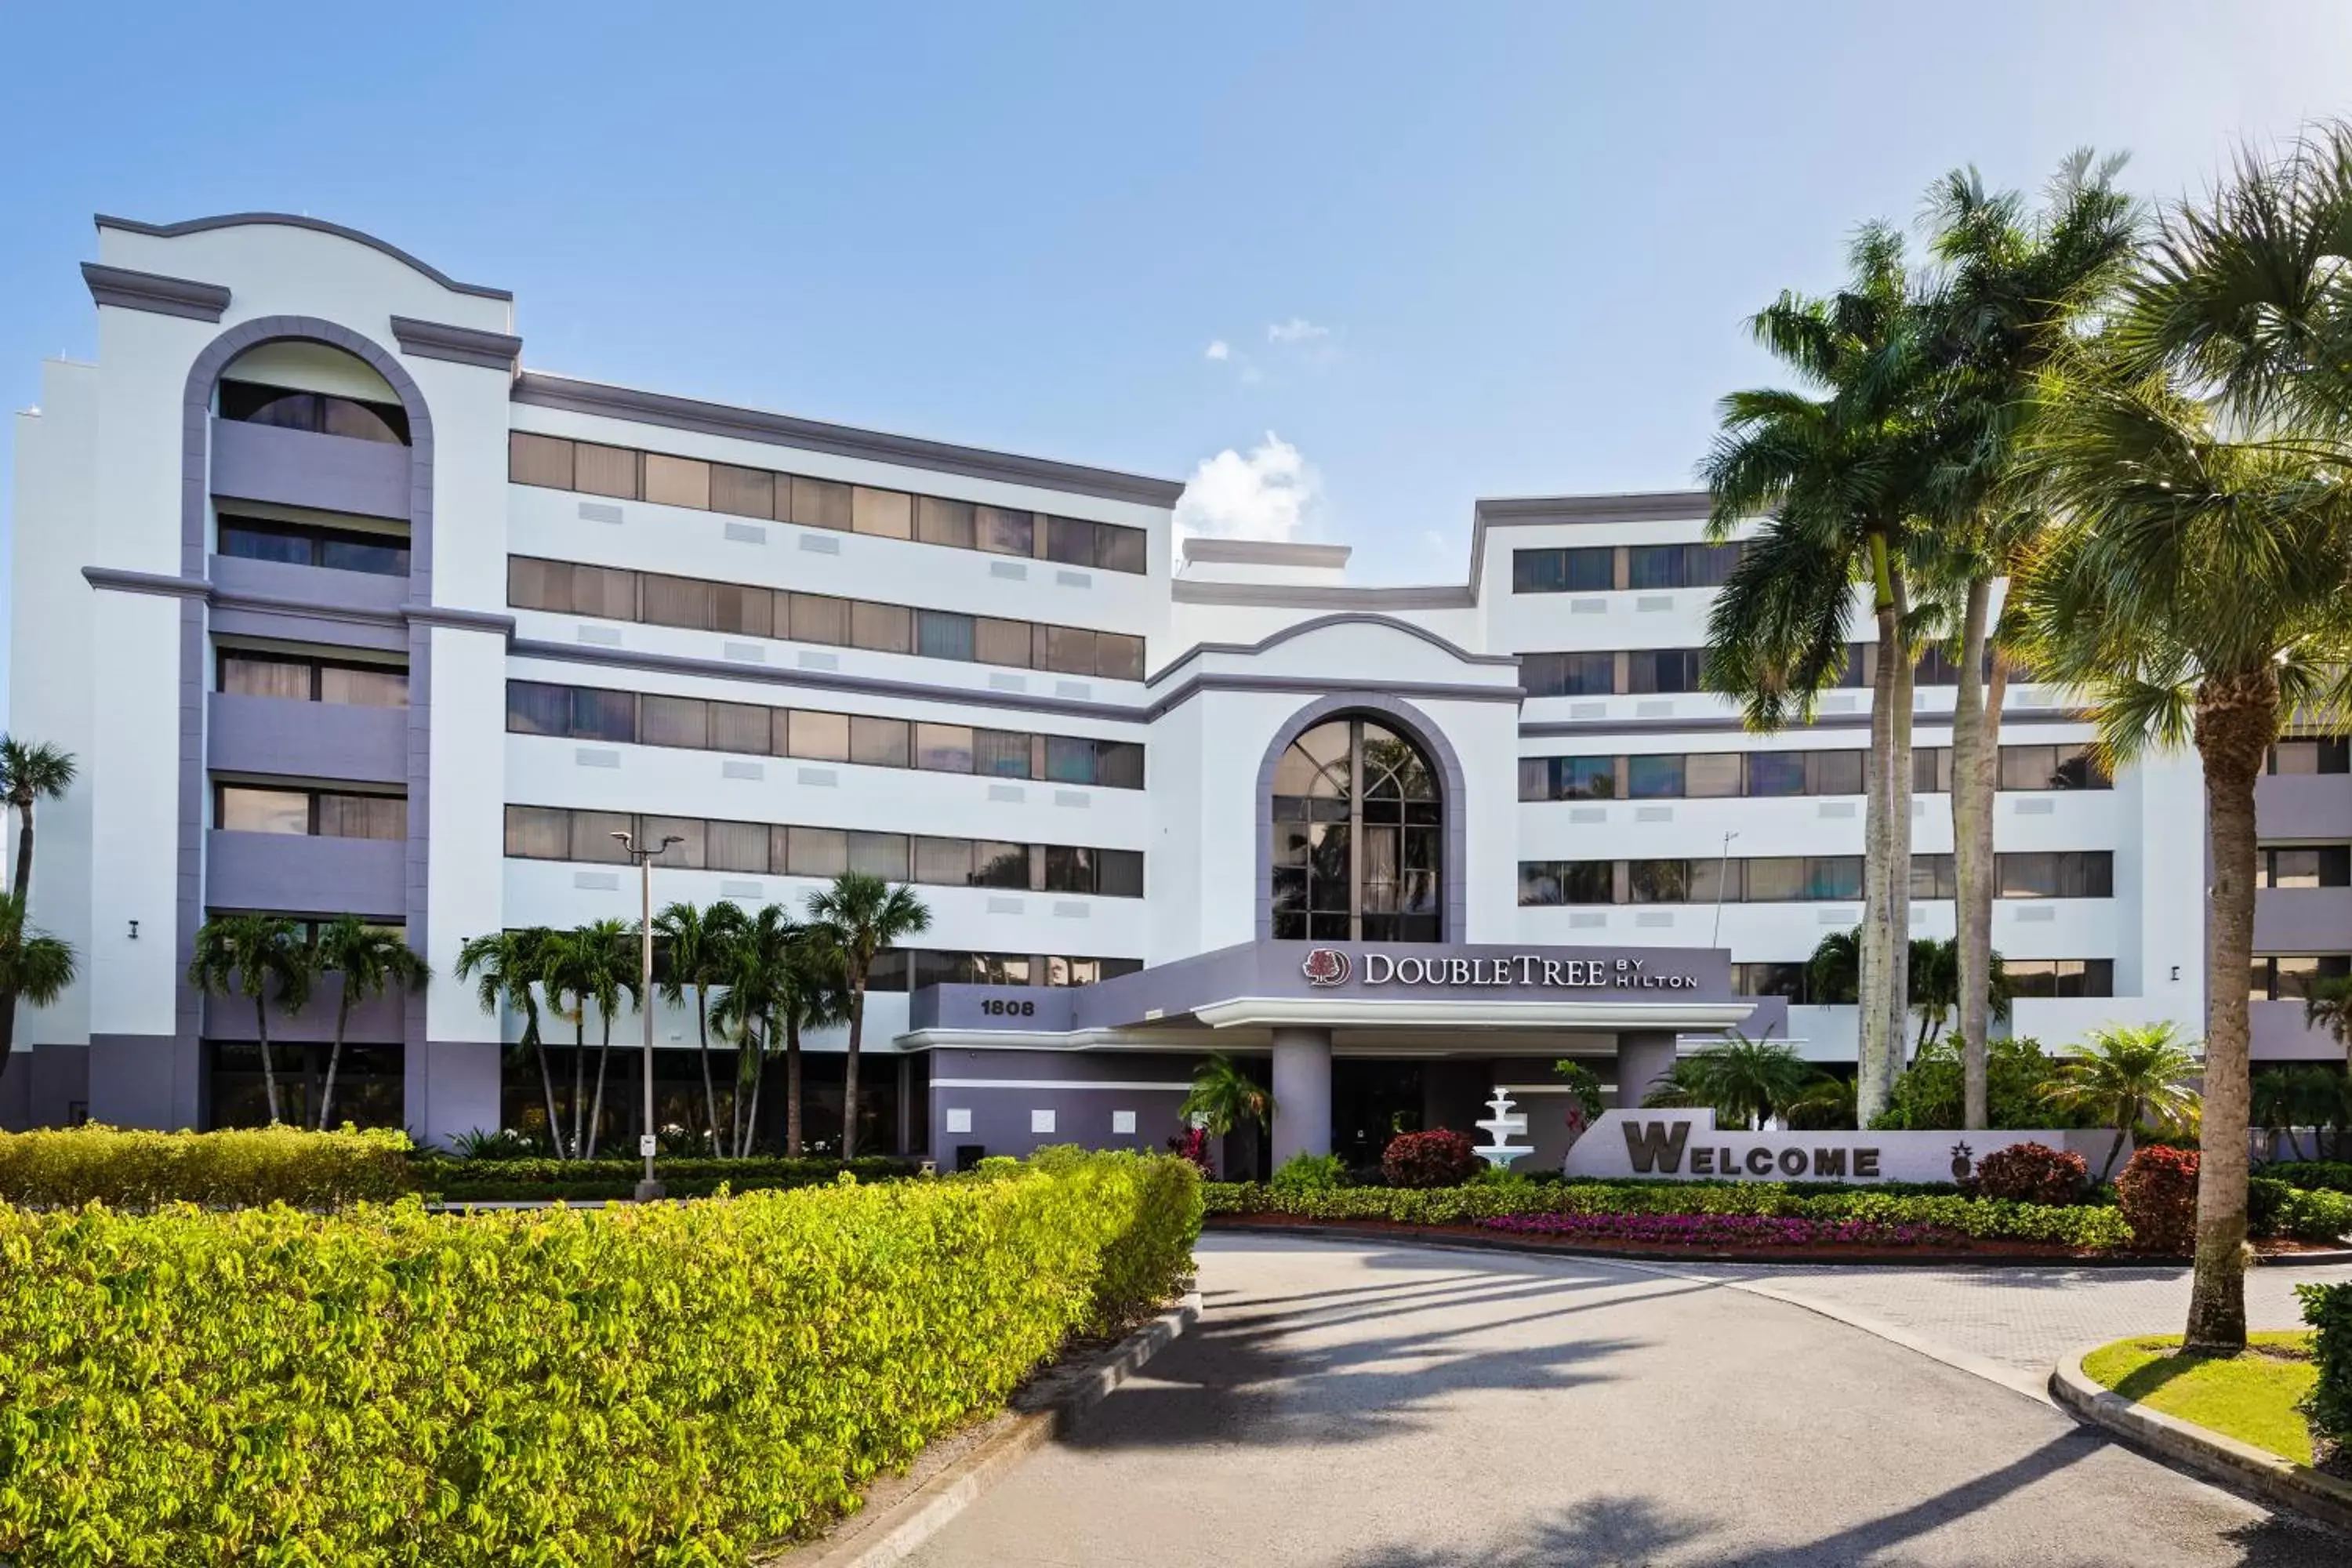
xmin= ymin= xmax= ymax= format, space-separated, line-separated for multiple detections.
xmin=1621 ymin=1120 xmax=1690 ymax=1174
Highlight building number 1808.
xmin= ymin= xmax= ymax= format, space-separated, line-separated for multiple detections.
xmin=980 ymin=999 xmax=1036 ymax=1017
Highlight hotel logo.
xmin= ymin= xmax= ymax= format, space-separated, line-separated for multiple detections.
xmin=1300 ymin=947 xmax=1352 ymax=986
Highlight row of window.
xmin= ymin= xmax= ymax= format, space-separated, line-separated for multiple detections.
xmin=2271 ymin=739 xmax=2351 ymax=775
xmin=2256 ymin=846 xmax=2352 ymax=889
xmin=508 ymin=557 xmax=1148 ymax=683
xmin=220 ymin=379 xmax=412 ymax=445
xmin=1512 ymin=543 xmax=1743 ymax=594
xmin=2252 ymin=954 xmax=2351 ymax=1002
xmin=503 ymin=806 xmax=1144 ymax=896
xmin=1522 ymin=642 xmax=1986 ymax=699
xmin=217 ymin=785 xmax=407 ymax=841
xmin=506 ymin=681 xmax=1144 ymax=789
xmin=508 ymin=431 xmax=1149 ymax=575
xmin=858 ymin=949 xmax=1145 ymax=992
xmin=1517 ymin=851 xmax=2117 ymax=906
xmin=1518 ymin=743 xmax=2110 ymax=803
xmin=219 ymin=515 xmax=411 ymax=579
xmin=1732 ymin=958 xmax=2117 ymax=1004
xmin=220 ymin=650 xmax=408 ymax=708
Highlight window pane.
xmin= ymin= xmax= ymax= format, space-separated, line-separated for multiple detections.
xmin=916 ymin=496 xmax=976 ymax=549
xmin=572 ymin=566 xmax=639 ymax=620
xmin=640 ymin=574 xmax=713 ymax=630
xmin=318 ymin=793 xmax=405 ymax=840
xmin=787 ymin=710 xmax=850 ymax=761
xmin=1097 ymin=848 xmax=1145 ymax=898
xmin=220 ymin=786 xmax=309 ymax=835
xmin=787 ymin=826 xmax=848 ymax=878
xmin=1808 ymin=751 xmax=1864 ymax=796
xmin=1044 ymin=844 xmax=1096 ymax=893
xmin=975 ymin=617 xmax=1033 ymax=668
xmin=2000 ymin=746 xmax=2057 ymax=790
xmin=1038 ymin=625 xmax=1098 ymax=676
xmin=1095 ymin=633 xmax=1146 ymax=682
xmin=1044 ymin=517 xmax=1096 ymax=565
xmin=320 ymin=664 xmax=407 ymax=707
xmin=319 ymin=397 xmax=408 ymax=444
xmin=1628 ymin=754 xmax=1683 ymax=798
xmin=848 ymin=831 xmax=909 ymax=880
xmin=1744 ymin=858 xmax=1804 ymax=902
xmin=504 ymin=805 xmax=568 ymax=858
xmin=708 ymin=702 xmax=771 ymax=754
xmin=976 ymin=506 xmax=1034 ymax=557
xmin=914 ymin=723 xmax=975 ymax=773
xmin=572 ymin=688 xmax=637 ymax=743
xmin=1519 ymin=757 xmax=1552 ymax=800
xmin=642 ymin=454 xmax=711 ymax=510
xmin=1523 ymin=652 xmax=1614 ymax=698
xmin=1097 ymin=524 xmax=1148 ymax=575
xmin=710 ymin=584 xmax=774 ymax=637
xmin=850 ymin=601 xmax=913 ymax=654
xmin=1685 ymin=754 xmax=1741 ymax=797
xmin=912 ymin=836 xmax=973 ymax=885
xmin=975 ymin=730 xmax=1033 ymax=779
xmin=1686 ymin=543 xmax=1740 ymax=586
xmin=222 ymin=655 xmax=312 ymax=701
xmin=706 ymin=818 xmax=769 ymax=873
xmin=1746 ymin=753 xmax=1806 ymax=797
xmin=1806 ymin=857 xmax=1864 ymax=900
xmin=220 ymin=521 xmax=313 ymax=565
xmin=1513 ymin=550 xmax=1566 ymax=593
xmin=569 ymin=811 xmax=635 ymax=863
xmin=508 ymin=557 xmax=568 ymax=612
xmin=971 ymin=842 xmax=1029 ymax=887
xmin=1998 ymin=852 xmax=2056 ymax=898
xmin=509 ymin=432 xmax=575 ymax=489
xmin=1915 ymin=746 xmax=1953 ymax=793
xmin=1628 ymin=860 xmax=1691 ymax=902
xmin=1094 ymin=742 xmax=1144 ymax=789
xmin=710 ymin=464 xmax=774 ymax=519
xmin=1555 ymin=756 xmax=1616 ymax=799
xmin=1043 ymin=736 xmax=1094 ymax=784
xmin=916 ymin=610 xmax=977 ymax=662
xmin=1626 ymin=546 xmax=1684 ymax=590
xmin=316 ymin=530 xmax=409 ymax=577
xmin=573 ymin=444 xmax=640 ymax=499
xmin=1628 ymin=648 xmax=1700 ymax=694
xmin=786 ymin=593 xmax=849 ymax=645
xmin=850 ymin=715 xmax=910 ymax=768
xmin=2049 ymin=747 xmax=2111 ymax=790
xmin=506 ymin=682 xmax=571 ymax=735
xmin=851 ymin=488 xmax=913 ymax=539
xmin=789 ymin=477 xmax=854 ymax=532
xmin=1910 ymin=854 xmax=1956 ymax=899
xmin=639 ymin=695 xmax=706 ymax=749
xmin=641 ymin=815 xmax=706 ymax=869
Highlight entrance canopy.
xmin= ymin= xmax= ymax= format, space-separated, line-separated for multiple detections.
xmin=900 ymin=939 xmax=1784 ymax=1054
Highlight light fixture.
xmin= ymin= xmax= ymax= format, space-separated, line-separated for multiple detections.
xmin=128 ymin=919 xmax=139 ymax=940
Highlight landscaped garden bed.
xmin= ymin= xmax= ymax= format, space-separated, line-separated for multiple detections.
xmin=2082 ymin=1333 xmax=2324 ymax=1465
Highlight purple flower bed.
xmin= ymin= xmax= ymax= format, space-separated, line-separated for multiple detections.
xmin=1479 ymin=1212 xmax=1958 ymax=1249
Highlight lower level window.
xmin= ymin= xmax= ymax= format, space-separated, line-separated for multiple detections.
xmin=217 ymin=784 xmax=405 ymax=840
xmin=2001 ymin=959 xmax=2115 ymax=998
xmin=2251 ymin=953 xmax=2351 ymax=1001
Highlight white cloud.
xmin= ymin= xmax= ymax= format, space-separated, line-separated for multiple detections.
xmin=1173 ymin=433 xmax=1319 ymax=544
xmin=1266 ymin=317 xmax=1332 ymax=347
xmin=1203 ymin=339 xmax=1231 ymax=361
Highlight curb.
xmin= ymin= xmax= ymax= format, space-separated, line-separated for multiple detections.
xmin=2051 ymin=1343 xmax=2352 ymax=1534
xmin=760 ymin=1291 xmax=1201 ymax=1568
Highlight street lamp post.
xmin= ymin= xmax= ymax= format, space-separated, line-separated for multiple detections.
xmin=1709 ymin=829 xmax=1739 ymax=949
xmin=612 ymin=829 xmax=683 ymax=1202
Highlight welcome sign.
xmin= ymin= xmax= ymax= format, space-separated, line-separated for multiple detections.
xmin=1561 ymin=1109 xmax=2090 ymax=1186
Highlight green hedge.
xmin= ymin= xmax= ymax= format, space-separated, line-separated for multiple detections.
xmin=0 ymin=1124 xmax=414 ymax=1210
xmin=2265 ymin=1160 xmax=2352 ymax=1196
xmin=2304 ymin=1282 xmax=2352 ymax=1464
xmin=0 ymin=1151 xmax=1200 ymax=1566
xmin=419 ymin=1155 xmax=920 ymax=1203
xmin=2250 ymin=1177 xmax=2352 ymax=1243
xmin=1202 ymin=1179 xmax=2133 ymax=1250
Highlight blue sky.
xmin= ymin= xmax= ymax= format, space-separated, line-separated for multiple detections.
xmin=5 ymin=0 xmax=2352 ymax=597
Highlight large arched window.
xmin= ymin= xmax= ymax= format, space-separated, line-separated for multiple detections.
xmin=1271 ymin=716 xmax=1443 ymax=942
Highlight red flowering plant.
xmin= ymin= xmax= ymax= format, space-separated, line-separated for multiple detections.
xmin=2116 ymin=1144 xmax=2200 ymax=1254
xmin=1382 ymin=1129 xmax=1479 ymax=1189
xmin=1167 ymin=1125 xmax=1214 ymax=1176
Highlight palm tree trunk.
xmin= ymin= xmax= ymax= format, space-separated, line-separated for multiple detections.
xmin=569 ymin=1017 xmax=587 ymax=1161
xmin=586 ymin=1011 xmax=613 ymax=1159
xmin=528 ymin=1018 xmax=563 ymax=1157
xmin=842 ymin=971 xmax=866 ymax=1161
xmin=318 ymin=986 xmax=351 ymax=1131
xmin=13 ymin=797 xmax=34 ymax=906
xmin=2100 ymin=1124 xmax=2129 ymax=1185
xmin=1856 ymin=586 xmax=1897 ymax=1123
xmin=785 ymin=1009 xmax=804 ymax=1157
xmin=2183 ymin=673 xmax=2274 ymax=1353
xmin=255 ymin=995 xmax=281 ymax=1125
xmin=1951 ymin=575 xmax=1998 ymax=1130
xmin=739 ymin=1036 xmax=764 ymax=1158
xmin=695 ymin=988 xmax=720 ymax=1156
xmin=1883 ymin=572 xmax=1916 ymax=1105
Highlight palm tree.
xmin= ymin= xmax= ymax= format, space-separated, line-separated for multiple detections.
xmin=710 ymin=903 xmax=791 ymax=1156
xmin=1700 ymin=225 xmax=1934 ymax=1124
xmin=310 ymin=916 xmax=429 ymax=1129
xmin=1644 ymin=1032 xmax=1821 ymax=1131
xmin=1912 ymin=156 xmax=2142 ymax=1131
xmin=1807 ymin=927 xmax=2012 ymax=1058
xmin=776 ymin=926 xmax=848 ymax=1156
xmin=538 ymin=922 xmax=633 ymax=1160
xmin=186 ymin=914 xmax=314 ymax=1125
xmin=0 ymin=736 xmax=76 ymax=906
xmin=2039 ymin=1022 xmax=2204 ymax=1185
xmin=655 ymin=899 xmax=745 ymax=1155
xmin=0 ymin=895 xmax=76 ymax=1091
xmin=804 ymin=873 xmax=930 ymax=1161
xmin=2016 ymin=131 xmax=2352 ymax=1352
xmin=457 ymin=927 xmax=565 ymax=1155
xmin=2304 ymin=974 xmax=2352 ymax=1069
xmin=575 ymin=917 xmax=636 ymax=1160
xmin=1180 ymin=1053 xmax=1272 ymax=1140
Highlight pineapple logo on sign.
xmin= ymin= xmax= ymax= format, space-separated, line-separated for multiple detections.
xmin=1301 ymin=948 xmax=1352 ymax=987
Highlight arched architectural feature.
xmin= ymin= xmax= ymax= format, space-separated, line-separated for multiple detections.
xmin=1254 ymin=694 xmax=1468 ymax=942
xmin=174 ymin=317 xmax=436 ymax=1062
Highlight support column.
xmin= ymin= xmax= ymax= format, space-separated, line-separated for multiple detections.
xmin=1270 ymin=1026 xmax=1334 ymax=1165
xmin=1614 ymin=1033 xmax=1679 ymax=1111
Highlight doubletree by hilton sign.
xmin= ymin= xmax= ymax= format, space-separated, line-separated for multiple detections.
xmin=1301 ymin=947 xmax=1702 ymax=991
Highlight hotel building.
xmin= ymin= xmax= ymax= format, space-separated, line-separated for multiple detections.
xmin=5 ymin=213 xmax=2343 ymax=1168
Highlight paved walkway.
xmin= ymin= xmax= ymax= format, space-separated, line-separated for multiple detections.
xmin=906 ymin=1235 xmax=2352 ymax=1567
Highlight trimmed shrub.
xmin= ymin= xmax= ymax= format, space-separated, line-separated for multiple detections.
xmin=2302 ymin=1282 xmax=2352 ymax=1473
xmin=2250 ymin=1177 xmax=2352 ymax=1243
xmin=1269 ymin=1152 xmax=1347 ymax=1193
xmin=0 ymin=1150 xmax=1199 ymax=1565
xmin=2267 ymin=1160 xmax=2352 ymax=1196
xmin=1973 ymin=1142 xmax=2089 ymax=1207
xmin=0 ymin=1123 xmax=414 ymax=1210
xmin=1201 ymin=1178 xmax=2131 ymax=1250
xmin=2116 ymin=1143 xmax=2200 ymax=1254
xmin=419 ymin=1154 xmax=918 ymax=1203
xmin=1382 ymin=1130 xmax=1478 ymax=1189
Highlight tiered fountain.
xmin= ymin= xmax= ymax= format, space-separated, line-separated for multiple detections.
xmin=1472 ymin=1087 xmax=1534 ymax=1171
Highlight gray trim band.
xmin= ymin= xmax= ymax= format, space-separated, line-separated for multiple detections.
xmin=1145 ymin=612 xmax=1521 ymax=689
xmin=80 ymin=263 xmax=230 ymax=323
xmin=84 ymin=567 xmax=514 ymax=638
xmin=1474 ymin=491 xmax=1711 ymax=528
xmin=1516 ymin=704 xmax=2092 ymax=739
xmin=510 ymin=372 xmax=1185 ymax=509
xmin=390 ymin=315 xmax=523 ymax=374
xmin=1181 ymin=538 xmax=1352 ymax=568
xmin=98 ymin=212 xmax=512 ymax=301
xmin=1170 ymin=579 xmax=1475 ymax=610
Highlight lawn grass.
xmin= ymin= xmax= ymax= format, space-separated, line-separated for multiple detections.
xmin=2082 ymin=1332 xmax=2320 ymax=1465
